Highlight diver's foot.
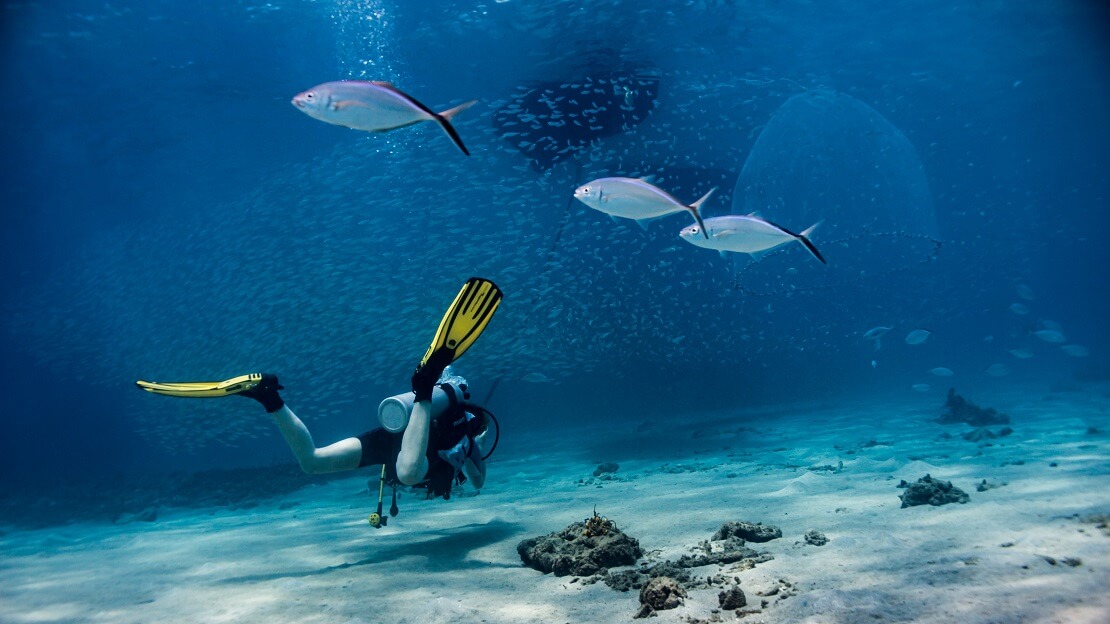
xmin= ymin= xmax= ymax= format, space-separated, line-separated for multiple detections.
xmin=240 ymin=373 xmax=285 ymax=413
xmin=411 ymin=350 xmax=452 ymax=402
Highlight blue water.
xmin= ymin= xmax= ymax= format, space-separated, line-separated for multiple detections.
xmin=1 ymin=0 xmax=1107 ymax=495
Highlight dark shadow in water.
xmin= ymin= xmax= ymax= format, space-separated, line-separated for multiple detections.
xmin=219 ymin=519 xmax=523 ymax=584
xmin=492 ymin=70 xmax=660 ymax=173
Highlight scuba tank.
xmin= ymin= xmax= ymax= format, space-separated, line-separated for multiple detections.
xmin=377 ymin=381 xmax=469 ymax=433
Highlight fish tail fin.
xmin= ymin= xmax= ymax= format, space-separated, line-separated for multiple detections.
xmin=438 ymin=99 xmax=477 ymax=122
xmin=688 ymin=187 xmax=717 ymax=239
xmin=434 ymin=100 xmax=477 ymax=156
xmin=797 ymin=220 xmax=826 ymax=264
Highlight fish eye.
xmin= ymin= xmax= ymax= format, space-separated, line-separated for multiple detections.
xmin=305 ymin=92 xmax=314 ymax=100
xmin=582 ymin=186 xmax=590 ymax=193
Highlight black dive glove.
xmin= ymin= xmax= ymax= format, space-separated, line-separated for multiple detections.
xmin=240 ymin=373 xmax=285 ymax=413
xmin=411 ymin=350 xmax=452 ymax=402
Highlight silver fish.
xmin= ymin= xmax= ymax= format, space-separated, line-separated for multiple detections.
xmin=292 ymin=81 xmax=476 ymax=155
xmin=573 ymin=176 xmax=713 ymax=237
xmin=985 ymin=363 xmax=1010 ymax=377
xmin=911 ymin=383 xmax=931 ymax=392
xmin=1042 ymin=320 xmax=1064 ymax=332
xmin=863 ymin=326 xmax=892 ymax=340
xmin=1033 ymin=329 xmax=1066 ymax=343
xmin=678 ymin=214 xmax=825 ymax=263
xmin=1061 ymin=344 xmax=1089 ymax=357
xmin=863 ymin=326 xmax=892 ymax=351
xmin=519 ymin=372 xmax=553 ymax=383
xmin=929 ymin=367 xmax=954 ymax=377
xmin=904 ymin=329 xmax=932 ymax=345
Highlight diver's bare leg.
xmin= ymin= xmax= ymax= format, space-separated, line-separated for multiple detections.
xmin=271 ymin=405 xmax=361 ymax=474
xmin=396 ymin=401 xmax=432 ymax=485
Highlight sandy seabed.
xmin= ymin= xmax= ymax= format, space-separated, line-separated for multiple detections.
xmin=2 ymin=385 xmax=1108 ymax=624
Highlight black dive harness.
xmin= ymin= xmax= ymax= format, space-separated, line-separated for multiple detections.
xmin=368 ymin=399 xmax=500 ymax=529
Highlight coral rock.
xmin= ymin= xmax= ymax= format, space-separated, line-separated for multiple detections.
xmin=804 ymin=529 xmax=828 ymax=546
xmin=939 ymin=389 xmax=1009 ymax=426
xmin=718 ymin=585 xmax=747 ymax=610
xmin=518 ymin=518 xmax=642 ymax=577
xmin=639 ymin=576 xmax=686 ymax=611
xmin=711 ymin=521 xmax=782 ymax=543
xmin=592 ymin=462 xmax=620 ymax=477
xmin=899 ymin=474 xmax=970 ymax=508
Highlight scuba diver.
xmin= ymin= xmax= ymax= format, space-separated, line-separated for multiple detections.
xmin=135 ymin=277 xmax=503 ymax=526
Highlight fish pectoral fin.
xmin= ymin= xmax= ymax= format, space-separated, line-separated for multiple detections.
xmin=331 ymin=99 xmax=374 ymax=111
xmin=600 ymin=190 xmax=629 ymax=204
xmin=718 ymin=250 xmax=729 ymax=259
xmin=636 ymin=219 xmax=651 ymax=231
xmin=608 ymin=214 xmax=622 ymax=224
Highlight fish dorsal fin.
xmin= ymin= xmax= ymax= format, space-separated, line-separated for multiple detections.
xmin=638 ymin=174 xmax=657 ymax=184
xmin=371 ymin=81 xmax=396 ymax=88
xmin=636 ymin=219 xmax=651 ymax=231
xmin=747 ymin=210 xmax=762 ymax=218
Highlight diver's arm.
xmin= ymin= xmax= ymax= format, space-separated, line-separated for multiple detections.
xmin=271 ymin=405 xmax=362 ymax=474
xmin=401 ymin=349 xmax=452 ymax=486
xmin=463 ymin=429 xmax=488 ymax=489
xmin=396 ymin=400 xmax=432 ymax=485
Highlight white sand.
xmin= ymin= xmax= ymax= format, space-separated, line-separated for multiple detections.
xmin=2 ymin=386 xmax=1108 ymax=623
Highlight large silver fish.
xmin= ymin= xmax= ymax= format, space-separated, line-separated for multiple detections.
xmin=292 ymin=81 xmax=477 ymax=155
xmin=573 ymin=176 xmax=713 ymax=237
xmin=678 ymin=214 xmax=826 ymax=263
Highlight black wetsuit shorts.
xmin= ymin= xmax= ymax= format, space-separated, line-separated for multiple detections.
xmin=356 ymin=428 xmax=401 ymax=469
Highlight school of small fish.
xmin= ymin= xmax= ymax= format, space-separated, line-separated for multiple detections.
xmin=2 ymin=3 xmax=1095 ymax=452
xmin=2 ymin=61 xmax=844 ymax=452
xmin=881 ymin=283 xmax=1092 ymax=393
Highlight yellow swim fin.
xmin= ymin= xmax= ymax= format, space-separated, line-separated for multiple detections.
xmin=135 ymin=373 xmax=263 ymax=398
xmin=420 ymin=277 xmax=503 ymax=368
